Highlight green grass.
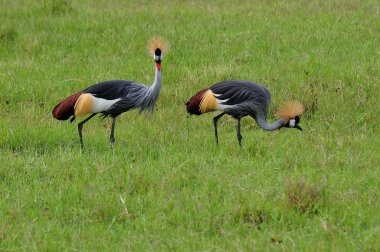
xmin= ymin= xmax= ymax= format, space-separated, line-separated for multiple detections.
xmin=1 ymin=0 xmax=379 ymax=250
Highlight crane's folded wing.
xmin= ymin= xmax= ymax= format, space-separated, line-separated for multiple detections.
xmin=82 ymin=80 xmax=133 ymax=100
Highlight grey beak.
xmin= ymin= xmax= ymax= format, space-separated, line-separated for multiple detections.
xmin=295 ymin=125 xmax=303 ymax=131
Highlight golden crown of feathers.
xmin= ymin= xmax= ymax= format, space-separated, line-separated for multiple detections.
xmin=276 ymin=101 xmax=305 ymax=121
xmin=148 ymin=37 xmax=168 ymax=56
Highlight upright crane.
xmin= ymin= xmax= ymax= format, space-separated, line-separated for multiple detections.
xmin=52 ymin=37 xmax=167 ymax=149
xmin=186 ymin=80 xmax=305 ymax=146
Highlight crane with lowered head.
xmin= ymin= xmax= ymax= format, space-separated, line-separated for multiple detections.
xmin=52 ymin=37 xmax=168 ymax=149
xmin=186 ymin=80 xmax=305 ymax=147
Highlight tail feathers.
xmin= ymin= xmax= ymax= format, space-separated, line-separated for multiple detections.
xmin=186 ymin=88 xmax=216 ymax=115
xmin=52 ymin=92 xmax=82 ymax=120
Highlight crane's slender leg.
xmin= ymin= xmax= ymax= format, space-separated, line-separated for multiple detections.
xmin=236 ymin=118 xmax=242 ymax=147
xmin=78 ymin=113 xmax=97 ymax=149
xmin=110 ymin=117 xmax=116 ymax=149
xmin=213 ymin=112 xmax=225 ymax=145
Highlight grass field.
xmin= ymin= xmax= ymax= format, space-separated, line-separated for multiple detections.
xmin=1 ymin=0 xmax=379 ymax=250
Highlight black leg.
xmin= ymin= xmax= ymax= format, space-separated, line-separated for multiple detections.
xmin=78 ymin=113 xmax=97 ymax=150
xmin=236 ymin=118 xmax=242 ymax=147
xmin=212 ymin=112 xmax=226 ymax=145
xmin=110 ymin=117 xmax=116 ymax=149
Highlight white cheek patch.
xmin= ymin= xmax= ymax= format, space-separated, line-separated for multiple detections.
xmin=289 ymin=119 xmax=296 ymax=127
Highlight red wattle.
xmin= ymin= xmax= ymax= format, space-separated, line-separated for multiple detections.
xmin=156 ymin=63 xmax=161 ymax=71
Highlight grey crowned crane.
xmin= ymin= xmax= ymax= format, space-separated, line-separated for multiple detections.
xmin=186 ymin=80 xmax=305 ymax=147
xmin=52 ymin=37 xmax=167 ymax=149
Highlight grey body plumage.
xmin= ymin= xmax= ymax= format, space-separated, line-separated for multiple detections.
xmin=211 ymin=81 xmax=272 ymax=121
xmin=102 ymin=67 xmax=162 ymax=117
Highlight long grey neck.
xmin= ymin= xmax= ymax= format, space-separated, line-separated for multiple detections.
xmin=256 ymin=117 xmax=285 ymax=131
xmin=142 ymin=63 xmax=162 ymax=112
xmin=148 ymin=64 xmax=162 ymax=98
